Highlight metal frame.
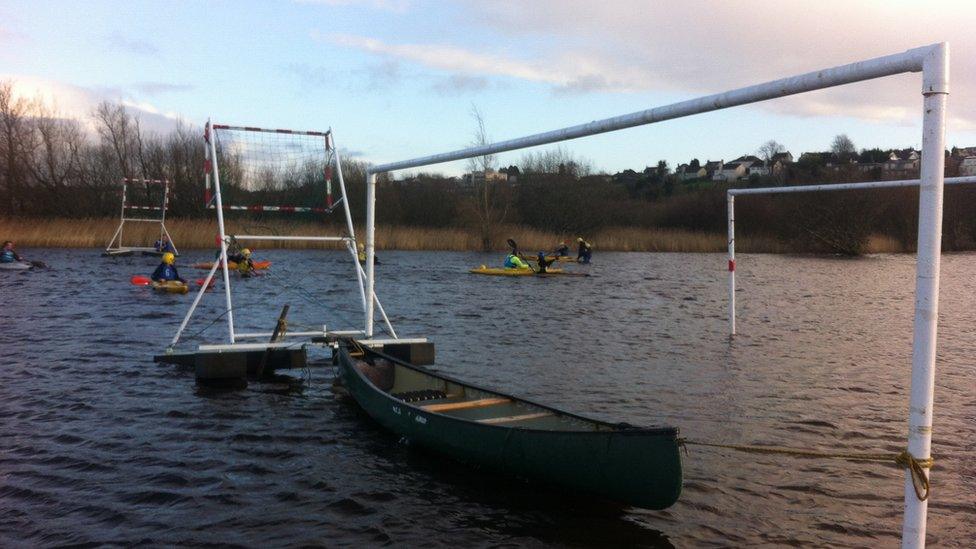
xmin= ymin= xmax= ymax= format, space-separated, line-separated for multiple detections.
xmin=363 ymin=43 xmax=949 ymax=548
xmin=169 ymin=122 xmax=397 ymax=349
xmin=105 ymin=178 xmax=177 ymax=254
xmin=726 ymin=175 xmax=976 ymax=336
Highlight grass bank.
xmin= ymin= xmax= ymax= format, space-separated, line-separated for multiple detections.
xmin=0 ymin=217 xmax=907 ymax=253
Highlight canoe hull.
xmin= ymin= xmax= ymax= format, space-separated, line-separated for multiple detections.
xmin=0 ymin=261 xmax=31 ymax=270
xmin=152 ymin=281 xmax=189 ymax=294
xmin=338 ymin=344 xmax=682 ymax=510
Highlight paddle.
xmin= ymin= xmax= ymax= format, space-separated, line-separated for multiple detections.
xmin=131 ymin=275 xmax=152 ymax=286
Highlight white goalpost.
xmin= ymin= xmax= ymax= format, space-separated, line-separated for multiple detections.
xmin=725 ymin=174 xmax=976 ymax=336
xmin=169 ymin=121 xmax=399 ymax=350
xmin=361 ymin=43 xmax=950 ymax=548
xmin=104 ymin=177 xmax=176 ymax=256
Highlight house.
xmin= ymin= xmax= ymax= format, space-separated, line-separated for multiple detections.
xmin=713 ymin=156 xmax=760 ymax=181
xmin=883 ymin=149 xmax=920 ymax=178
xmin=703 ymin=160 xmax=722 ymax=180
xmin=461 ymin=169 xmax=509 ymax=187
xmin=959 ymin=156 xmax=976 ymax=176
xmin=676 ymin=160 xmax=706 ymax=181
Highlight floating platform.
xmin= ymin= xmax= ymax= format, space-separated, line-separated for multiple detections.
xmin=103 ymin=247 xmax=176 ymax=258
xmin=155 ymin=345 xmax=308 ymax=382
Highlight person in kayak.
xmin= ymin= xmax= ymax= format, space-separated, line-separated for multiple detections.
xmin=536 ymin=251 xmax=556 ymax=274
xmin=237 ymin=248 xmax=257 ymax=277
xmin=554 ymin=242 xmax=570 ymax=257
xmin=151 ymin=252 xmax=186 ymax=283
xmin=153 ymin=235 xmax=176 ymax=254
xmin=357 ymin=242 xmax=379 ymax=264
xmin=577 ymin=237 xmax=593 ymax=264
xmin=1 ymin=241 xmax=23 ymax=263
xmin=504 ymin=251 xmax=530 ymax=270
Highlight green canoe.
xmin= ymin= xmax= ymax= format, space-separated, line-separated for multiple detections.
xmin=336 ymin=341 xmax=682 ymax=510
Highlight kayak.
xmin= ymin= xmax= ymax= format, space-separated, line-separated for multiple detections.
xmin=336 ymin=341 xmax=682 ymax=510
xmin=525 ymin=255 xmax=578 ymax=263
xmin=191 ymin=260 xmax=272 ymax=271
xmin=151 ymin=280 xmax=189 ymax=294
xmin=0 ymin=261 xmax=31 ymax=270
xmin=469 ymin=266 xmax=588 ymax=277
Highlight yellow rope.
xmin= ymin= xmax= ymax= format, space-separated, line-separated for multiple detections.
xmin=679 ymin=439 xmax=932 ymax=501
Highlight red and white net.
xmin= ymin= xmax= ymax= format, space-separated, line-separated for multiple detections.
xmin=122 ymin=178 xmax=169 ymax=220
xmin=205 ymin=124 xmax=337 ymax=213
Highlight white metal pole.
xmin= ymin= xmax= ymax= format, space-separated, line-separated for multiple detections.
xmin=208 ymin=120 xmax=236 ymax=343
xmin=347 ymin=241 xmax=369 ymax=313
xmin=170 ymin=259 xmax=221 ymax=348
xmin=727 ymin=193 xmax=736 ymax=336
xmin=331 ymin=132 xmax=370 ymax=316
xmin=118 ymin=181 xmax=127 ymax=249
xmin=902 ymin=41 xmax=948 ymax=549
xmin=365 ymin=171 xmax=377 ymax=337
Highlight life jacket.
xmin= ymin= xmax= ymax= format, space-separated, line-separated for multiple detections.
xmin=504 ymin=254 xmax=526 ymax=269
xmin=0 ymin=250 xmax=15 ymax=263
xmin=151 ymin=263 xmax=181 ymax=281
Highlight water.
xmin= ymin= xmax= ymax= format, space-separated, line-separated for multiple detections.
xmin=1 ymin=249 xmax=973 ymax=547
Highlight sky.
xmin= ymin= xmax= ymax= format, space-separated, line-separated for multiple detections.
xmin=3 ymin=0 xmax=975 ymax=176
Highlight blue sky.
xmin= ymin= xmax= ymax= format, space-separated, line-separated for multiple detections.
xmin=3 ymin=0 xmax=975 ymax=176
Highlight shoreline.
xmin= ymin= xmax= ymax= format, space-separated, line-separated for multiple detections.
xmin=1 ymin=217 xmax=914 ymax=254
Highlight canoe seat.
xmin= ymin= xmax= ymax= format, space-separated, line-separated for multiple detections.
xmin=421 ymin=397 xmax=510 ymax=413
xmin=477 ymin=412 xmax=553 ymax=425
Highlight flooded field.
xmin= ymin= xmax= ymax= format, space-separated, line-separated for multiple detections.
xmin=1 ymin=249 xmax=973 ymax=547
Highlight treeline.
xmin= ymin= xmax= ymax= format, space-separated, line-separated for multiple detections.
xmin=4 ymin=79 xmax=976 ymax=254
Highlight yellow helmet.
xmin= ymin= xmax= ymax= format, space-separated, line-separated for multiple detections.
xmin=358 ymin=243 xmax=365 ymax=251
xmin=162 ymin=252 xmax=175 ymax=265
xmin=242 ymin=248 xmax=251 ymax=257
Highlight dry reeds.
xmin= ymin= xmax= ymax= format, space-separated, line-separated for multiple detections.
xmin=0 ymin=217 xmax=911 ymax=254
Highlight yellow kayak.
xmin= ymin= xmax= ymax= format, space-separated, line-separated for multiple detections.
xmin=152 ymin=280 xmax=189 ymax=294
xmin=469 ymin=266 xmax=588 ymax=277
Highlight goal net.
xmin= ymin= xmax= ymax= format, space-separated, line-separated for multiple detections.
xmin=205 ymin=125 xmax=340 ymax=214
xmin=105 ymin=178 xmax=175 ymax=254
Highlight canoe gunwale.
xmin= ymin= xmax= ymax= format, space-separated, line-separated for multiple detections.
xmin=338 ymin=340 xmax=678 ymax=438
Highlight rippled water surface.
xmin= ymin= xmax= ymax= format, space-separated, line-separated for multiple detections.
xmin=1 ymin=249 xmax=974 ymax=547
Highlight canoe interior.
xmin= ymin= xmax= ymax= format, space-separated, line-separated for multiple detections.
xmin=349 ymin=343 xmax=656 ymax=434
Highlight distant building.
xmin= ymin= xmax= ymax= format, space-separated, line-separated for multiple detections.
xmin=714 ymin=156 xmax=759 ymax=181
xmin=883 ymin=149 xmax=920 ymax=178
xmin=676 ymin=160 xmax=706 ymax=181
xmin=461 ymin=169 xmax=509 ymax=187
xmin=703 ymin=160 xmax=722 ymax=180
xmin=959 ymin=156 xmax=976 ymax=176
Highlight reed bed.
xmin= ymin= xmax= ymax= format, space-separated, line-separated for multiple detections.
xmin=0 ymin=217 xmax=911 ymax=254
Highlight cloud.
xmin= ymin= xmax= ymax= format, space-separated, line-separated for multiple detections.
xmin=106 ymin=32 xmax=159 ymax=56
xmin=1 ymin=75 xmax=183 ymax=135
xmin=134 ymin=82 xmax=195 ymax=96
xmin=327 ymin=0 xmax=976 ymax=128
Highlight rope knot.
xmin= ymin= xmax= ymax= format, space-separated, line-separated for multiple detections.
xmin=895 ymin=451 xmax=932 ymax=501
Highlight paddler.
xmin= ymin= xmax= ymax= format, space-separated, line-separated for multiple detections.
xmin=153 ymin=235 xmax=176 ymax=254
xmin=0 ymin=241 xmax=23 ymax=263
xmin=554 ymin=242 xmax=570 ymax=258
xmin=237 ymin=248 xmax=257 ymax=277
xmin=576 ymin=237 xmax=593 ymax=264
xmin=151 ymin=252 xmax=186 ymax=283
xmin=357 ymin=242 xmax=379 ymax=264
xmin=536 ymin=251 xmax=556 ymax=273
xmin=504 ymin=250 xmax=530 ymax=270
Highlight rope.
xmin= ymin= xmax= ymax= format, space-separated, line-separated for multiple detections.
xmin=679 ymin=439 xmax=932 ymax=501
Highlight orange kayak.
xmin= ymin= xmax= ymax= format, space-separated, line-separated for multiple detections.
xmin=192 ymin=260 xmax=271 ymax=271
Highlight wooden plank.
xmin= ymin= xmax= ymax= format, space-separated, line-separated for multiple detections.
xmin=477 ymin=412 xmax=553 ymax=425
xmin=420 ymin=397 xmax=510 ymax=412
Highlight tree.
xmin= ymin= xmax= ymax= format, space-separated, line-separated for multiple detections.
xmin=831 ymin=134 xmax=856 ymax=158
xmin=0 ymin=80 xmax=37 ymax=214
xmin=757 ymin=140 xmax=786 ymax=164
xmin=465 ymin=105 xmax=508 ymax=251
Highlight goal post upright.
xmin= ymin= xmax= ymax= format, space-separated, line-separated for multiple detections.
xmin=207 ymin=119 xmax=236 ymax=343
xmin=105 ymin=177 xmax=175 ymax=254
xmin=364 ymin=43 xmax=950 ymax=548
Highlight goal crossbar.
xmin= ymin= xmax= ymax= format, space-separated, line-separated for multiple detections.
xmin=361 ymin=43 xmax=950 ymax=549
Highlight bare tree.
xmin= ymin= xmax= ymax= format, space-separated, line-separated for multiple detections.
xmin=27 ymin=100 xmax=86 ymax=213
xmin=466 ymin=105 xmax=508 ymax=251
xmin=757 ymin=139 xmax=786 ymax=164
xmin=93 ymin=101 xmax=138 ymax=179
xmin=520 ymin=147 xmax=593 ymax=177
xmin=831 ymin=134 xmax=856 ymax=156
xmin=0 ymin=80 xmax=37 ymax=214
